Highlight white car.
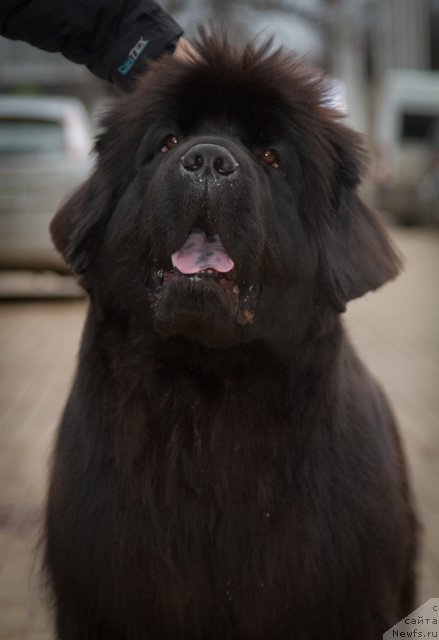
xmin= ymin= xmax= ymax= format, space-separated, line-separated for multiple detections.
xmin=0 ymin=96 xmax=94 ymax=269
xmin=373 ymin=70 xmax=439 ymax=224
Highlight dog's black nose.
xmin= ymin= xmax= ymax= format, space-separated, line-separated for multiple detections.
xmin=181 ymin=143 xmax=239 ymax=176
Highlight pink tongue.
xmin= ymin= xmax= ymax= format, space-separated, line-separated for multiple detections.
xmin=171 ymin=228 xmax=234 ymax=274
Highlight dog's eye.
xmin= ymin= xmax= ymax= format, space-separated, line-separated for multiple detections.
xmin=260 ymin=149 xmax=280 ymax=169
xmin=161 ymin=134 xmax=179 ymax=153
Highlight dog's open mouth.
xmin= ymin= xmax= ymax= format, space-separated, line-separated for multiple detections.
xmin=147 ymin=228 xmax=259 ymax=327
xmin=171 ymin=227 xmax=235 ymax=275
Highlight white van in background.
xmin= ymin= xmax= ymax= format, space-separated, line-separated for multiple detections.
xmin=373 ymin=70 xmax=439 ymax=224
xmin=0 ymin=96 xmax=93 ymax=270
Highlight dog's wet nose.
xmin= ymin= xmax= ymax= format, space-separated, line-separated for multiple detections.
xmin=181 ymin=143 xmax=239 ymax=177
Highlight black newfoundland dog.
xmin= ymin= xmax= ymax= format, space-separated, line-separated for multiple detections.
xmin=45 ymin=34 xmax=418 ymax=639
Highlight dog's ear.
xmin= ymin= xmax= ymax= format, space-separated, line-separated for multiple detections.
xmin=50 ymin=172 xmax=112 ymax=275
xmin=316 ymin=120 xmax=402 ymax=312
xmin=51 ymin=93 xmax=146 ymax=275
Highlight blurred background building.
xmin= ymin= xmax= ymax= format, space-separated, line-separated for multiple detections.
xmin=1 ymin=0 xmax=437 ymax=114
xmin=1 ymin=0 xmax=437 ymax=116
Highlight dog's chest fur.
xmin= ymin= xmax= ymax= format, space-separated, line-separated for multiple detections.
xmin=50 ymin=325 xmax=401 ymax=638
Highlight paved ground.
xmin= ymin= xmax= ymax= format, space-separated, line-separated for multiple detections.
xmin=0 ymin=226 xmax=437 ymax=639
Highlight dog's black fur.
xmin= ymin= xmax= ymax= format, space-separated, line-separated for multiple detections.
xmin=45 ymin=33 xmax=418 ymax=639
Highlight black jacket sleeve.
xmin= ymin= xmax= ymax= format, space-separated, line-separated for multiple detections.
xmin=0 ymin=0 xmax=183 ymax=90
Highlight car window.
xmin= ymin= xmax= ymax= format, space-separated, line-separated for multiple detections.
xmin=0 ymin=117 xmax=65 ymax=155
xmin=400 ymin=113 xmax=439 ymax=143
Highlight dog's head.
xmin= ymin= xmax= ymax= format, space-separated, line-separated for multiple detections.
xmin=51 ymin=33 xmax=401 ymax=350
